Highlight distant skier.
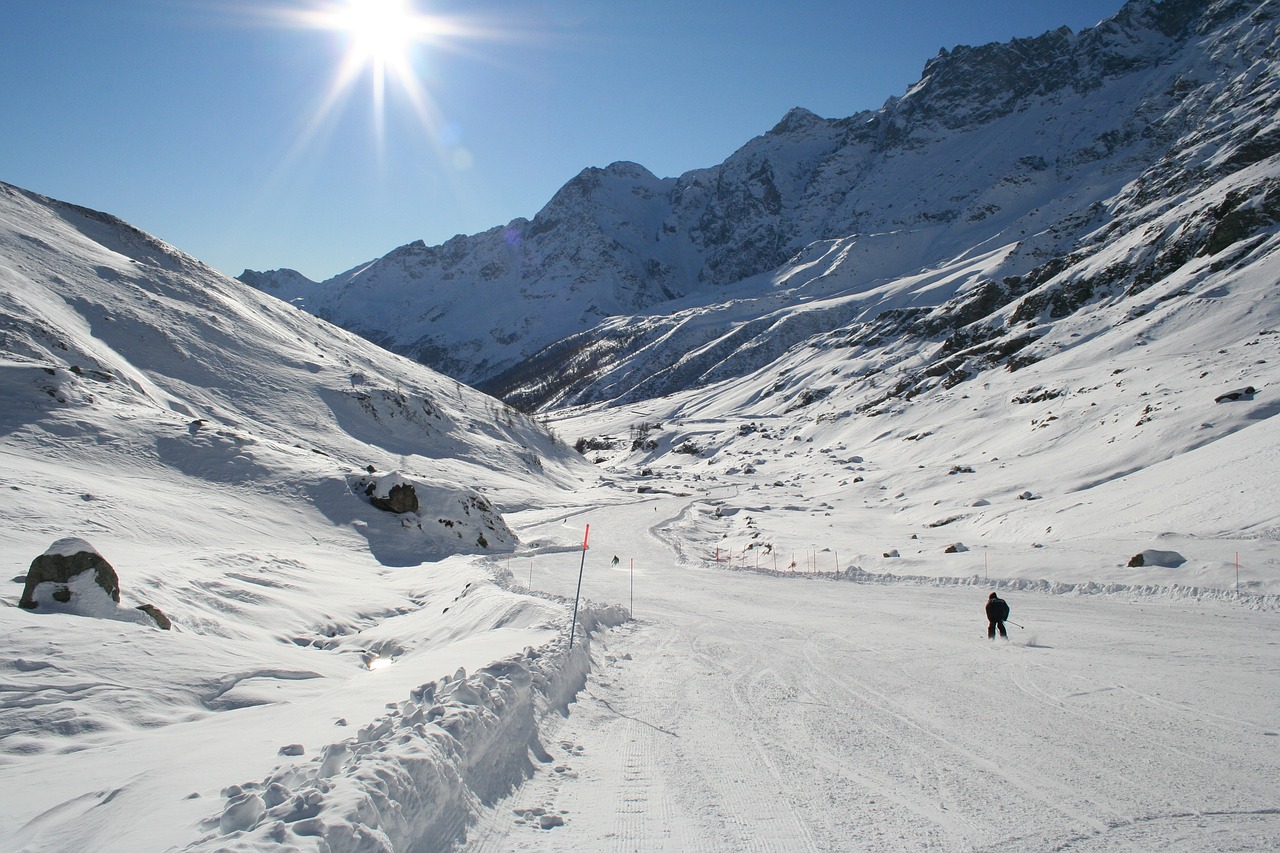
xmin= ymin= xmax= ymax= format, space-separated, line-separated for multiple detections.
xmin=986 ymin=592 xmax=1010 ymax=640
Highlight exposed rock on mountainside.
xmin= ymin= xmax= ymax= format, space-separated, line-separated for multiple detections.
xmin=244 ymin=0 xmax=1279 ymax=415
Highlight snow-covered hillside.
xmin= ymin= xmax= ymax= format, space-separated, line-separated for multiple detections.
xmin=0 ymin=180 xmax=627 ymax=851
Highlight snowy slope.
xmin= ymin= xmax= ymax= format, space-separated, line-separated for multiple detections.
xmin=0 ymin=181 xmax=627 ymax=852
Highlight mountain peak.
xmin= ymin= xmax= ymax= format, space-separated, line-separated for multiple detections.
xmin=768 ymin=107 xmax=825 ymax=135
xmin=603 ymin=160 xmax=658 ymax=180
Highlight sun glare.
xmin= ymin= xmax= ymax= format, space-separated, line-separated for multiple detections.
xmin=248 ymin=0 xmax=530 ymax=185
xmin=329 ymin=0 xmax=422 ymax=66
xmin=261 ymin=0 xmax=455 ymax=157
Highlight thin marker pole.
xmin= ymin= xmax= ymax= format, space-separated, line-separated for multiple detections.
xmin=568 ymin=524 xmax=590 ymax=652
xmin=630 ymin=558 xmax=634 ymax=615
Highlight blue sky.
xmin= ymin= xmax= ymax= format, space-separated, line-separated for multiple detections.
xmin=2 ymin=0 xmax=1125 ymax=280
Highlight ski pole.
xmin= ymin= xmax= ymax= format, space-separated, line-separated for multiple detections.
xmin=1007 ymin=620 xmax=1024 ymax=629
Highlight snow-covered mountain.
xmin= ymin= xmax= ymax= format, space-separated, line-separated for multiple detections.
xmin=4 ymin=173 xmax=1278 ymax=852
xmin=244 ymin=0 xmax=1280 ymax=414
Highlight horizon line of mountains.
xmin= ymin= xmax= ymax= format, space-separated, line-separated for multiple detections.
xmin=239 ymin=0 xmax=1279 ymax=412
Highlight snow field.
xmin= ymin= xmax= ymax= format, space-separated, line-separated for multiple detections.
xmin=460 ymin=492 xmax=1280 ymax=852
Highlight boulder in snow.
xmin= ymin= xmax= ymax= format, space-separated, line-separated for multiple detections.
xmin=136 ymin=603 xmax=172 ymax=630
xmin=19 ymin=538 xmax=170 ymax=628
xmin=20 ymin=537 xmax=119 ymax=610
xmin=1127 ymin=549 xmax=1186 ymax=568
xmin=1214 ymin=386 xmax=1256 ymax=403
xmin=365 ymin=472 xmax=420 ymax=514
xmin=944 ymin=542 xmax=969 ymax=553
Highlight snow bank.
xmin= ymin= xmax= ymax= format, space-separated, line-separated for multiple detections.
xmin=183 ymin=602 xmax=628 ymax=853
xmin=711 ymin=561 xmax=1280 ymax=611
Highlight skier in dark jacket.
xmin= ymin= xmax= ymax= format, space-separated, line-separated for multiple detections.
xmin=986 ymin=592 xmax=1010 ymax=639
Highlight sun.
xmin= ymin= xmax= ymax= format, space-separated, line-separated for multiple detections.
xmin=266 ymin=0 xmax=451 ymax=151
xmin=325 ymin=0 xmax=424 ymax=68
xmin=248 ymin=0 xmax=525 ymax=178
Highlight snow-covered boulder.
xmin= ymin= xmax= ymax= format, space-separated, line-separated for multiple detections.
xmin=365 ymin=471 xmax=420 ymax=514
xmin=1214 ymin=386 xmax=1256 ymax=403
xmin=18 ymin=538 xmax=170 ymax=628
xmin=349 ymin=471 xmax=518 ymax=555
xmin=19 ymin=537 xmax=119 ymax=610
xmin=1127 ymin=549 xmax=1187 ymax=568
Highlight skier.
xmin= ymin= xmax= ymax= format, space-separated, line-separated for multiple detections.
xmin=986 ymin=592 xmax=1010 ymax=640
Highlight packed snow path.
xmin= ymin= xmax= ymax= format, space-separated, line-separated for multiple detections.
xmin=470 ymin=493 xmax=1280 ymax=852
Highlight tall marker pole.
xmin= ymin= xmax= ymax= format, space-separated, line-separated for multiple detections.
xmin=569 ymin=524 xmax=590 ymax=652
xmin=630 ymin=558 xmax=634 ymax=615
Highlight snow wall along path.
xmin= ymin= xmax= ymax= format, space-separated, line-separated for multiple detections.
xmin=183 ymin=600 xmax=629 ymax=853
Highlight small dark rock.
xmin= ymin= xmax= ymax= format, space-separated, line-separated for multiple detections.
xmin=136 ymin=603 xmax=172 ymax=630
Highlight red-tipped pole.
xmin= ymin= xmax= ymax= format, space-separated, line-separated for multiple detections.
xmin=569 ymin=525 xmax=590 ymax=651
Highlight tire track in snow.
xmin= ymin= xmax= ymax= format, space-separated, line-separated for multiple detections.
xmin=681 ymin=630 xmax=820 ymax=852
xmin=599 ymin=626 xmax=696 ymax=853
xmin=461 ymin=625 xmax=701 ymax=853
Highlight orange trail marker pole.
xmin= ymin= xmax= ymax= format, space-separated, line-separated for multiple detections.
xmin=569 ymin=524 xmax=590 ymax=651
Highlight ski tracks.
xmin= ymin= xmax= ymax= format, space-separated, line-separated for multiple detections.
xmin=461 ymin=623 xmax=693 ymax=853
xmin=461 ymin=618 xmax=819 ymax=853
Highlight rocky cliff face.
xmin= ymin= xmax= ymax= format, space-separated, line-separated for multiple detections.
xmin=243 ymin=0 xmax=1280 ymax=411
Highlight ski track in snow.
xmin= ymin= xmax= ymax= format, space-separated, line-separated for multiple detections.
xmin=461 ymin=493 xmax=1280 ymax=853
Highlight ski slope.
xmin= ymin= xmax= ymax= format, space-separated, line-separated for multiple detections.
xmin=464 ymin=488 xmax=1280 ymax=852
